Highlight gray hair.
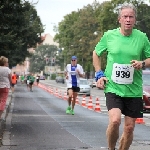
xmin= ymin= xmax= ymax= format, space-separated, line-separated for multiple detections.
xmin=0 ymin=56 xmax=8 ymax=66
xmin=118 ymin=3 xmax=137 ymax=18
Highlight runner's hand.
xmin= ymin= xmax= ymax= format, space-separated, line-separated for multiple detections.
xmin=65 ymin=72 xmax=68 ymax=79
xmin=130 ymin=60 xmax=142 ymax=70
xmin=76 ymin=69 xmax=81 ymax=75
xmin=96 ymin=77 xmax=108 ymax=89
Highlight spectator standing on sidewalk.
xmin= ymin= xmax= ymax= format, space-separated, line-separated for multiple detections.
xmin=65 ymin=56 xmax=84 ymax=115
xmin=93 ymin=3 xmax=150 ymax=150
xmin=11 ymin=72 xmax=17 ymax=93
xmin=0 ymin=56 xmax=11 ymax=119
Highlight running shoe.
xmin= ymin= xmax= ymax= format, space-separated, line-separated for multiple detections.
xmin=70 ymin=109 xmax=74 ymax=115
xmin=66 ymin=106 xmax=71 ymax=114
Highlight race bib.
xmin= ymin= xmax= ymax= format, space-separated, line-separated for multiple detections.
xmin=70 ymin=71 xmax=77 ymax=75
xmin=111 ymin=63 xmax=134 ymax=84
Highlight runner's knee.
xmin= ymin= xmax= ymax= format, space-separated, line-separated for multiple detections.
xmin=124 ymin=124 xmax=134 ymax=133
xmin=110 ymin=120 xmax=120 ymax=128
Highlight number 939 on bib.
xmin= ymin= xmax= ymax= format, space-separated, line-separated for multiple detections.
xmin=111 ymin=63 xmax=134 ymax=84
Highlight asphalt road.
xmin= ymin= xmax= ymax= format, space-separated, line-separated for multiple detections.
xmin=40 ymin=80 xmax=150 ymax=119
xmin=1 ymin=81 xmax=150 ymax=150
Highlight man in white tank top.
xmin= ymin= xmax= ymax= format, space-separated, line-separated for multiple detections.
xmin=65 ymin=56 xmax=84 ymax=115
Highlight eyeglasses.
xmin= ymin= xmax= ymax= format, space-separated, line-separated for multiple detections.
xmin=121 ymin=15 xmax=135 ymax=19
xmin=72 ymin=60 xmax=76 ymax=61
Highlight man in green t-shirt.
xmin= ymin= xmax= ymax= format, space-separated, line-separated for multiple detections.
xmin=20 ymin=75 xmax=24 ymax=84
xmin=26 ymin=74 xmax=30 ymax=90
xmin=29 ymin=73 xmax=35 ymax=92
xmin=93 ymin=3 xmax=150 ymax=150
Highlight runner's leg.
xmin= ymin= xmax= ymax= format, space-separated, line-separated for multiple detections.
xmin=72 ymin=92 xmax=77 ymax=110
xmin=119 ymin=116 xmax=136 ymax=150
xmin=68 ymin=89 xmax=73 ymax=106
xmin=106 ymin=108 xmax=121 ymax=150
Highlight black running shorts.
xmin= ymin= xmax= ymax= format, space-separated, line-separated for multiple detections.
xmin=29 ymin=81 xmax=33 ymax=85
xmin=105 ymin=92 xmax=143 ymax=118
xmin=11 ymin=83 xmax=15 ymax=87
xmin=67 ymin=86 xmax=80 ymax=92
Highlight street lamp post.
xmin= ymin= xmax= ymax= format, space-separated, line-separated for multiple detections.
xmin=61 ymin=48 xmax=65 ymax=71
xmin=57 ymin=47 xmax=65 ymax=71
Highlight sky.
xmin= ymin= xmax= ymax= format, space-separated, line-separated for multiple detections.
xmin=29 ymin=0 xmax=108 ymax=37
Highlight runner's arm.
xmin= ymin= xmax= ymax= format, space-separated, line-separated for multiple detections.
xmin=78 ymin=72 xmax=85 ymax=78
xmin=64 ymin=65 xmax=68 ymax=79
xmin=93 ymin=50 xmax=102 ymax=72
xmin=143 ymin=58 xmax=150 ymax=68
xmin=131 ymin=58 xmax=150 ymax=69
xmin=8 ymin=73 xmax=12 ymax=87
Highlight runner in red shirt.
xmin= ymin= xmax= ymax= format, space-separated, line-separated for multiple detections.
xmin=11 ymin=72 xmax=17 ymax=93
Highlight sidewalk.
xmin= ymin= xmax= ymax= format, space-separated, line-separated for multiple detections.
xmin=0 ymin=91 xmax=12 ymax=140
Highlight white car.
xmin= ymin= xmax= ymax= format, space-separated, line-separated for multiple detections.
xmin=88 ymin=78 xmax=97 ymax=88
xmin=79 ymin=78 xmax=91 ymax=96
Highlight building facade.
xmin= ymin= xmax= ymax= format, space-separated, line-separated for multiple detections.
xmin=11 ymin=34 xmax=59 ymax=75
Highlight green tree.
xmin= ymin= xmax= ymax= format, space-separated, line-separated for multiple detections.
xmin=136 ymin=3 xmax=150 ymax=39
xmin=54 ymin=0 xmax=150 ymax=74
xmin=0 ymin=0 xmax=44 ymax=68
xmin=54 ymin=1 xmax=102 ymax=73
xmin=29 ymin=45 xmax=58 ymax=73
xmin=54 ymin=11 xmax=80 ymax=63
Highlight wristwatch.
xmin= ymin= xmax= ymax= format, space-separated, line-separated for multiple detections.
xmin=142 ymin=61 xmax=145 ymax=69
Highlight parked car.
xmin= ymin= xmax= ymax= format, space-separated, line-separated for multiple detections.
xmin=78 ymin=78 xmax=91 ymax=96
xmin=142 ymin=70 xmax=150 ymax=112
xmin=88 ymin=78 xmax=97 ymax=88
xmin=39 ymin=76 xmax=45 ymax=80
xmin=55 ymin=76 xmax=65 ymax=83
xmin=87 ymin=79 xmax=93 ymax=86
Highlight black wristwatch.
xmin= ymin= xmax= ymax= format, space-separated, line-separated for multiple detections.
xmin=142 ymin=61 xmax=145 ymax=69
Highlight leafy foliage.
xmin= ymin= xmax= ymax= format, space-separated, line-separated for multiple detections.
xmin=54 ymin=0 xmax=150 ymax=74
xmin=0 ymin=0 xmax=44 ymax=68
xmin=29 ymin=44 xmax=58 ymax=73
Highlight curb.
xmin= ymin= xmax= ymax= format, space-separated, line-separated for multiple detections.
xmin=0 ymin=91 xmax=12 ymax=140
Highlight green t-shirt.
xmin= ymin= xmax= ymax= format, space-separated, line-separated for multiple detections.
xmin=29 ymin=76 xmax=35 ymax=82
xmin=27 ymin=75 xmax=30 ymax=80
xmin=21 ymin=75 xmax=24 ymax=80
xmin=95 ymin=28 xmax=150 ymax=97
